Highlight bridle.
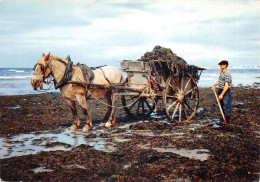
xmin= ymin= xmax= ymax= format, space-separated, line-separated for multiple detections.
xmin=33 ymin=59 xmax=54 ymax=91
xmin=33 ymin=56 xmax=74 ymax=90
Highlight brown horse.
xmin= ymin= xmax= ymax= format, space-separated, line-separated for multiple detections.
xmin=31 ymin=53 xmax=124 ymax=132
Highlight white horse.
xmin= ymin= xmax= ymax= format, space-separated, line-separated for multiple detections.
xmin=31 ymin=53 xmax=124 ymax=132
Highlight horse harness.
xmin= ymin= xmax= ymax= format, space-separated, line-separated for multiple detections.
xmin=98 ymin=67 xmax=112 ymax=85
xmin=76 ymin=63 xmax=95 ymax=84
xmin=86 ymin=65 xmax=112 ymax=85
xmin=54 ymin=56 xmax=99 ymax=90
xmin=34 ymin=55 xmax=110 ymax=91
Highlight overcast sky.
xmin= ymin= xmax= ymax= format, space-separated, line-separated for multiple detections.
xmin=0 ymin=0 xmax=259 ymax=68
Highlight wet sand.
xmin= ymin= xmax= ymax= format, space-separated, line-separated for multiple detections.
xmin=0 ymin=87 xmax=259 ymax=181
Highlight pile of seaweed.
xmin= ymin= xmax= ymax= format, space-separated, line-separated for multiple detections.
xmin=137 ymin=45 xmax=199 ymax=82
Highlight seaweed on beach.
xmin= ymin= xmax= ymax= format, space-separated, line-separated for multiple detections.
xmin=0 ymin=88 xmax=259 ymax=181
xmin=137 ymin=45 xmax=200 ymax=82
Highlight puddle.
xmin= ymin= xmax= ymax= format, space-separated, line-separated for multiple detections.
xmin=123 ymin=163 xmax=132 ymax=169
xmin=0 ymin=125 xmax=188 ymax=159
xmin=209 ymin=119 xmax=223 ymax=127
xmin=139 ymin=144 xmax=210 ymax=161
xmin=150 ymin=111 xmax=167 ymax=119
xmin=234 ymin=101 xmax=244 ymax=105
xmin=0 ymin=115 xmax=215 ymax=160
xmin=114 ymin=138 xmax=131 ymax=142
xmin=159 ymin=132 xmax=185 ymax=138
xmin=0 ymin=130 xmax=71 ymax=159
xmin=190 ymin=123 xmax=205 ymax=128
xmin=132 ymin=130 xmax=155 ymax=136
xmin=88 ymin=139 xmax=114 ymax=152
xmin=32 ymin=167 xmax=53 ymax=173
xmin=0 ymin=128 xmax=131 ymax=159
xmin=197 ymin=107 xmax=203 ymax=113
xmin=6 ymin=106 xmax=21 ymax=109
xmin=190 ymin=119 xmax=222 ymax=128
xmin=63 ymin=164 xmax=87 ymax=170
xmin=196 ymin=134 xmax=203 ymax=139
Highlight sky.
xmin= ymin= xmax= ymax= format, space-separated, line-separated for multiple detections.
xmin=0 ymin=0 xmax=259 ymax=68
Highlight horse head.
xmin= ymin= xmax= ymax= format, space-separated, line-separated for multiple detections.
xmin=31 ymin=53 xmax=52 ymax=90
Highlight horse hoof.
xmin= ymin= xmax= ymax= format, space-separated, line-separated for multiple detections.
xmin=99 ymin=122 xmax=106 ymax=127
xmin=70 ymin=124 xmax=77 ymax=131
xmin=105 ymin=118 xmax=116 ymax=128
xmin=83 ymin=125 xmax=91 ymax=132
xmin=105 ymin=122 xmax=112 ymax=128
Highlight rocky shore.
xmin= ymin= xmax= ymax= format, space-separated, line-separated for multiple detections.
xmin=0 ymin=87 xmax=259 ymax=181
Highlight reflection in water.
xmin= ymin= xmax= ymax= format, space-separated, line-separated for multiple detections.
xmin=0 ymin=128 xmax=127 ymax=159
xmin=0 ymin=117 xmax=218 ymax=160
xmin=138 ymin=143 xmax=210 ymax=161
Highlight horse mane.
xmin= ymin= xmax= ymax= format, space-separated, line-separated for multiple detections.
xmin=51 ymin=55 xmax=69 ymax=64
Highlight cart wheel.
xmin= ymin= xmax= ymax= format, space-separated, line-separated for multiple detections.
xmin=163 ymin=74 xmax=199 ymax=122
xmin=121 ymin=94 xmax=155 ymax=118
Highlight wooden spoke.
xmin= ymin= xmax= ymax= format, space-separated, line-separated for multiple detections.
xmin=185 ymin=88 xmax=194 ymax=96
xmin=142 ymin=100 xmax=145 ymax=115
xmin=184 ymin=101 xmax=194 ymax=112
xmin=136 ymin=100 xmax=141 ymax=115
xmin=169 ymin=83 xmax=174 ymax=89
xmin=171 ymin=102 xmax=180 ymax=120
xmin=144 ymin=99 xmax=152 ymax=111
xmin=128 ymin=98 xmax=138 ymax=110
xmin=167 ymin=100 xmax=177 ymax=112
xmin=122 ymin=95 xmax=155 ymax=117
xmin=179 ymin=104 xmax=182 ymax=122
xmin=174 ymin=78 xmax=179 ymax=90
xmin=181 ymin=76 xmax=184 ymax=90
xmin=184 ymin=78 xmax=191 ymax=91
xmin=122 ymin=78 xmax=155 ymax=118
xmin=165 ymin=94 xmax=177 ymax=99
xmin=183 ymin=104 xmax=189 ymax=120
xmin=125 ymin=96 xmax=137 ymax=102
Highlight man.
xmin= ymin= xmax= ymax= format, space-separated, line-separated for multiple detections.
xmin=212 ymin=60 xmax=232 ymax=124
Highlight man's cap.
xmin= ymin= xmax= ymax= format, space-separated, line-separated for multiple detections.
xmin=218 ymin=60 xmax=229 ymax=66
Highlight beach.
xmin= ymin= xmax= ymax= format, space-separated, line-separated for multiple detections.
xmin=0 ymin=87 xmax=259 ymax=181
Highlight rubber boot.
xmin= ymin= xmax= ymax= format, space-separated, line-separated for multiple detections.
xmin=225 ymin=116 xmax=230 ymax=123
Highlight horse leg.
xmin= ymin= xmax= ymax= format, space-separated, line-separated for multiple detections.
xmin=100 ymin=90 xmax=112 ymax=127
xmin=67 ymin=100 xmax=80 ymax=131
xmin=105 ymin=93 xmax=118 ymax=128
xmin=76 ymin=94 xmax=92 ymax=132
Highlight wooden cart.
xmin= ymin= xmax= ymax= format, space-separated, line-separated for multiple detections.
xmin=119 ymin=60 xmax=205 ymax=122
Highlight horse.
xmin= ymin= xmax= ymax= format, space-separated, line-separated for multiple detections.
xmin=31 ymin=53 xmax=124 ymax=132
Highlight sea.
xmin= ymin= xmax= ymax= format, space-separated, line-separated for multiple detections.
xmin=0 ymin=68 xmax=259 ymax=96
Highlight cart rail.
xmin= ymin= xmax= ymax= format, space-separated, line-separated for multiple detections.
xmin=68 ymin=81 xmax=147 ymax=93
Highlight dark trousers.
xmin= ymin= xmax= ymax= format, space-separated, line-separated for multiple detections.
xmin=218 ymin=89 xmax=232 ymax=119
